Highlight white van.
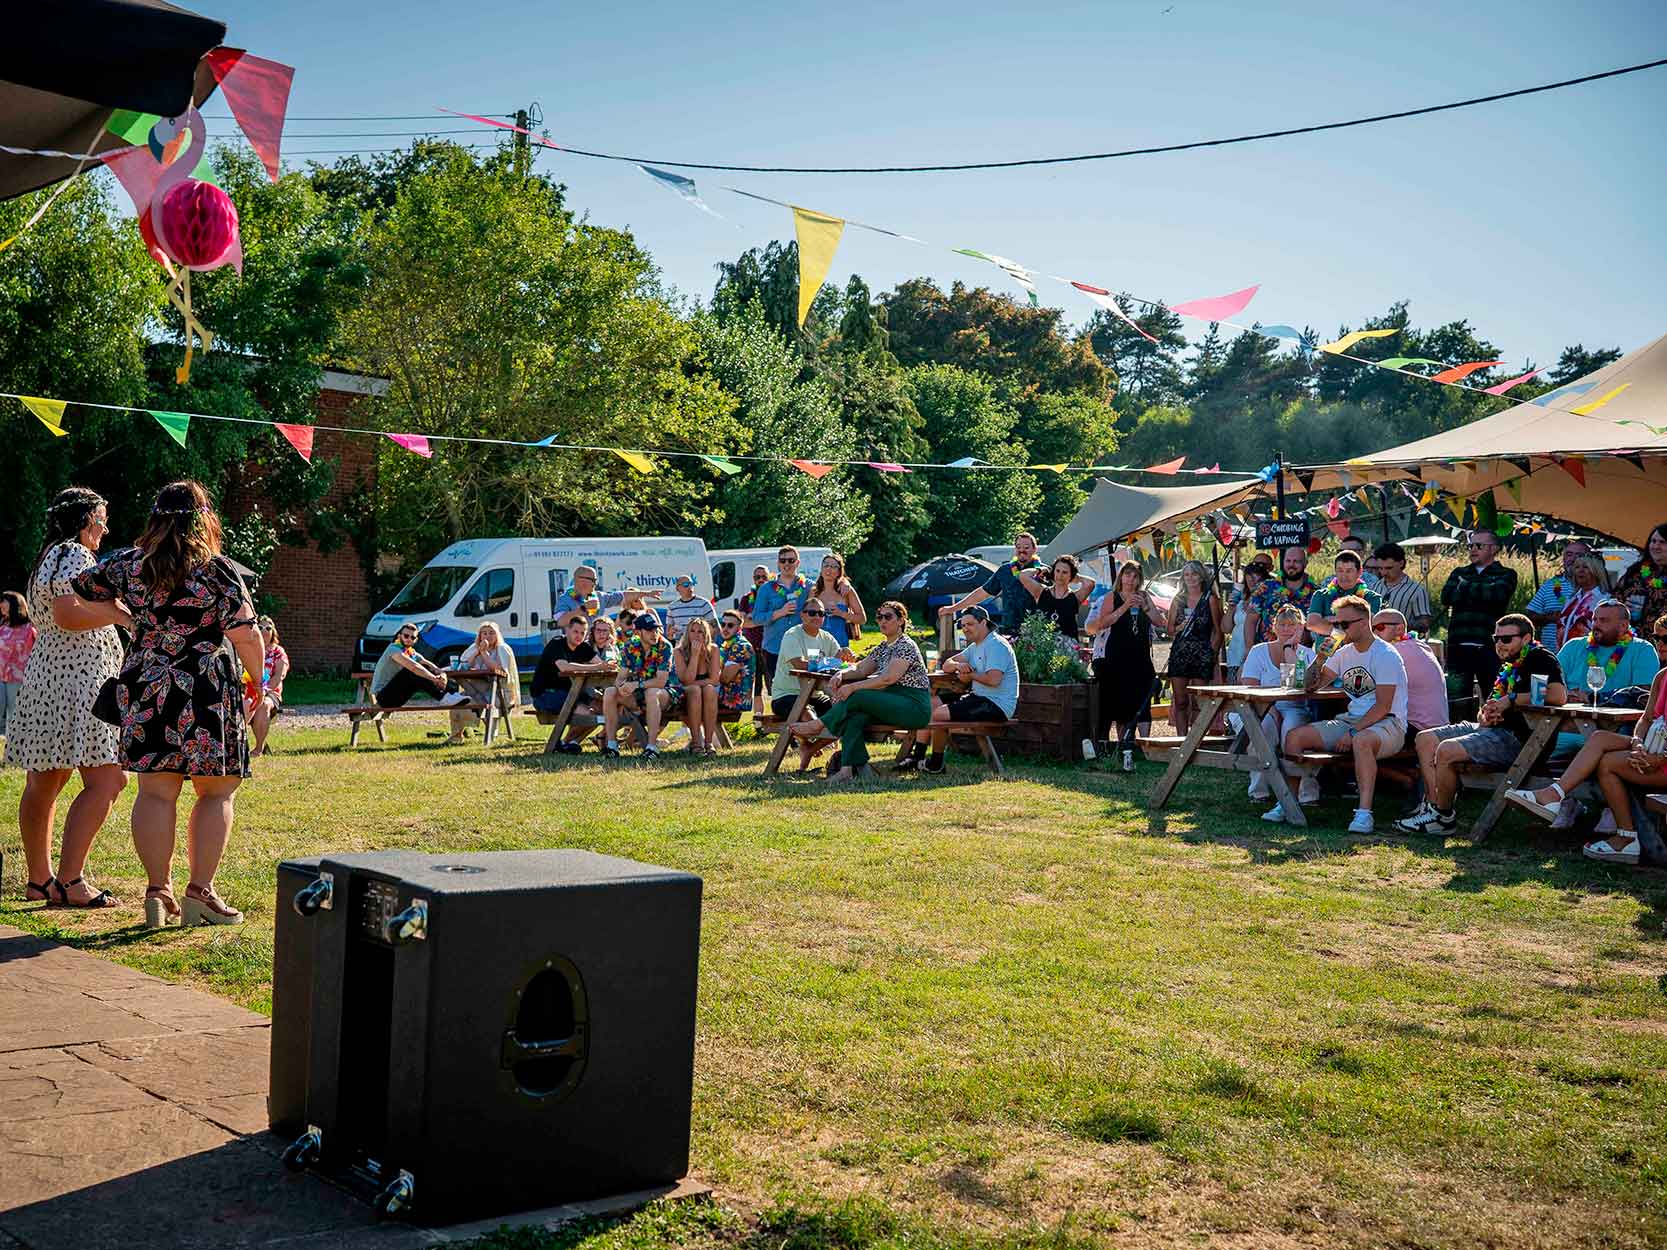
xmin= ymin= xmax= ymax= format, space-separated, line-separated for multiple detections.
xmin=707 ymin=546 xmax=833 ymax=612
xmin=357 ymin=536 xmax=711 ymax=669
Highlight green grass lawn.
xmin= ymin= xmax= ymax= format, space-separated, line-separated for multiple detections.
xmin=2 ymin=718 xmax=1665 ymax=1249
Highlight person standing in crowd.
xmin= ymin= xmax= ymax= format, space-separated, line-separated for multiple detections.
xmin=601 ymin=614 xmax=674 ymax=760
xmin=663 ymin=573 xmax=718 ymax=643
xmin=554 ymin=565 xmax=655 ymax=630
xmin=940 ymin=531 xmax=1047 ymax=637
xmin=1373 ymin=543 xmax=1434 ymax=634
xmin=7 ymin=488 xmax=125 ymax=909
xmin=0 ymin=590 xmax=37 ymax=746
xmin=1247 ymin=546 xmax=1320 ymax=643
xmin=1396 ymin=613 xmax=1562 ymax=837
xmin=1238 ymin=604 xmax=1319 ymax=803
xmin=446 ymin=621 xmax=519 ymax=745
xmin=1165 ymin=560 xmax=1223 ymax=736
xmin=753 ymin=545 xmax=812 ymax=687
xmin=770 ymin=598 xmax=840 ymax=773
xmin=1614 ymin=522 xmax=1667 ymax=629
xmin=896 ymin=605 xmax=1018 ymax=774
xmin=1019 ymin=554 xmax=1096 ymax=641
xmin=793 ymin=600 xmax=932 ymax=783
xmin=671 ymin=616 xmax=721 ymax=756
xmin=1306 ymin=550 xmax=1382 ymax=637
xmin=1551 ymin=554 xmax=1612 ymax=649
xmin=1277 ymin=595 xmax=1408 ymax=833
xmin=738 ymin=564 xmax=770 ymax=698
xmin=715 ymin=609 xmax=756 ymax=722
xmin=812 ymin=553 xmax=866 ymax=648
xmin=246 ymin=615 xmax=288 ymax=757
xmin=1524 ymin=539 xmax=1593 ymax=648
xmin=54 ymin=480 xmax=267 ymax=927
xmin=531 ymin=614 xmax=609 ymax=754
xmin=1085 ymin=561 xmax=1155 ymax=772
xmin=1340 ymin=535 xmax=1384 ymax=594
xmin=1441 ymin=530 xmax=1519 ymax=701
xmin=1223 ymin=562 xmax=1267 ymax=682
xmin=372 ymin=623 xmax=468 ymax=709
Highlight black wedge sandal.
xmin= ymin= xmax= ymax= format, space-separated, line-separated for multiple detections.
xmin=52 ymin=876 xmax=115 ymax=909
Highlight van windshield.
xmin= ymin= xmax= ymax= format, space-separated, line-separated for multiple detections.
xmin=384 ymin=566 xmax=476 ymax=615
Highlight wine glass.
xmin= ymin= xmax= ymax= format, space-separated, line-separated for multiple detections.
xmin=1586 ymin=664 xmax=1606 ymax=707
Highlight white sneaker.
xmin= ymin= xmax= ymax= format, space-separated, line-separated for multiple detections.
xmin=439 ymin=691 xmax=469 ymax=706
xmin=1297 ymin=775 xmax=1321 ymax=805
xmin=1261 ymin=802 xmax=1291 ymax=823
xmin=1347 ymin=809 xmax=1375 ymax=834
xmin=1247 ymin=770 xmax=1271 ymax=801
xmin=1594 ymin=809 xmax=1618 ymax=836
xmin=1583 ymin=834 xmax=1641 ymax=865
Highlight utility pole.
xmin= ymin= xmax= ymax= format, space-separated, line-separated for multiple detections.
xmin=512 ymin=107 xmax=529 ymax=178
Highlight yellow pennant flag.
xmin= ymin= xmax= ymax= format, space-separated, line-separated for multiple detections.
xmin=1319 ymin=327 xmax=1398 ymax=355
xmin=1449 ymin=495 xmax=1469 ymax=524
xmin=19 ymin=396 xmax=67 ymax=436
xmin=1178 ymin=529 xmax=1194 ymax=558
xmin=613 ymin=449 xmax=656 ymax=475
xmin=792 ymin=206 xmax=846 ymax=327
xmin=1033 ymin=463 xmax=1067 ymax=474
xmin=1568 ymin=383 xmax=1632 ymax=415
xmin=1355 ymin=487 xmax=1373 ymax=508
xmin=1503 ymin=478 xmax=1523 ymax=505
xmin=1419 ymin=482 xmax=1438 ymax=507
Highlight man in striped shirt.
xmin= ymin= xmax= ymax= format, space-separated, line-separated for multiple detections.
xmin=663 ymin=574 xmax=718 ymax=642
xmin=1523 ymin=539 xmax=1593 ymax=650
xmin=1372 ymin=543 xmax=1433 ymax=634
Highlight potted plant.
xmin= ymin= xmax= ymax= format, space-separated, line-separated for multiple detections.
xmin=1006 ymin=615 xmax=1094 ymax=761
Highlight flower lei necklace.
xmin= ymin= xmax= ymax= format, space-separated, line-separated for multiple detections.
xmin=1637 ymin=563 xmax=1667 ymax=591
xmin=1491 ymin=653 xmax=1532 ymax=700
xmin=1582 ymin=629 xmax=1635 ymax=679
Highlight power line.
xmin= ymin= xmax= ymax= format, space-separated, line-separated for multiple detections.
xmin=484 ymin=56 xmax=1667 ymax=174
xmin=199 ymin=113 xmax=514 ymax=122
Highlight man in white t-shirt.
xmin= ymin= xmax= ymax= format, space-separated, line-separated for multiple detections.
xmin=1237 ymin=603 xmax=1317 ymax=803
xmin=1273 ymin=593 xmax=1408 ymax=834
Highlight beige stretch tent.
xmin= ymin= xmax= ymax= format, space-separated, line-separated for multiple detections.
xmin=1303 ymin=330 xmax=1667 ymax=545
xmin=1044 ymin=475 xmax=1266 ymax=558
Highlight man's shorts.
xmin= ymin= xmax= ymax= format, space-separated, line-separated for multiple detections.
xmin=1423 ymin=721 xmax=1523 ymax=768
xmin=1314 ymin=716 xmax=1406 ymax=755
xmin=946 ymin=693 xmax=1008 ymax=723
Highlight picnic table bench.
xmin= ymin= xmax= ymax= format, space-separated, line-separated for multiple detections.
xmin=523 ymin=665 xmax=747 ymax=754
xmin=1468 ymin=703 xmax=1642 ymax=841
xmin=342 ymin=668 xmax=514 ymax=747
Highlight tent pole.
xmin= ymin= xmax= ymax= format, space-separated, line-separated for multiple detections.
xmin=1274 ymin=451 xmax=1286 ymax=520
xmin=1379 ymin=485 xmax=1392 ymax=544
xmin=1531 ymin=540 xmax=1541 ymax=592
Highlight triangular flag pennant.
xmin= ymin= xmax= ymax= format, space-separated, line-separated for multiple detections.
xmin=275 ymin=423 xmax=314 ymax=462
xmin=1070 ymin=282 xmax=1157 ymax=344
xmin=1327 ymin=518 xmax=1350 ymax=540
xmin=1178 ymin=529 xmax=1193 ymax=558
xmin=1557 ymin=456 xmax=1586 ymax=487
xmin=386 ymin=433 xmax=432 ymax=458
xmin=1296 ymin=470 xmax=1316 ymax=492
xmin=203 ymin=49 xmax=295 ymax=183
xmin=1568 ymin=383 xmax=1632 ymax=416
xmin=947 ymin=456 xmax=981 ymax=469
xmin=953 ymin=248 xmax=1039 ymax=307
xmin=148 ymin=409 xmax=190 ymax=447
xmin=1168 ymin=284 xmax=1259 ymax=322
xmin=1419 ymin=481 xmax=1439 ymax=507
xmin=1531 ymin=382 xmax=1596 ymax=408
xmin=533 ymin=434 xmax=560 ymax=447
xmin=1505 ymin=456 xmax=1533 ymax=476
xmin=1217 ymin=522 xmax=1235 ymax=545
xmin=640 ymin=165 xmax=722 ymax=219
xmin=18 ymin=396 xmax=67 ymax=436
xmin=612 ymin=449 xmax=655 ymax=475
xmin=865 ymin=461 xmax=911 ymax=473
xmin=1622 ymin=453 xmax=1647 ymax=473
xmin=1503 ymin=478 xmax=1523 ymax=505
xmin=1032 ymin=463 xmax=1068 ymax=474
xmin=1325 ymin=495 xmax=1342 ymax=519
xmin=1484 ymin=368 xmax=1543 ymax=396
xmin=1207 ymin=462 xmax=1221 ymax=473
xmin=1142 ymin=456 xmax=1186 ymax=475
xmin=701 ymin=455 xmax=743 ymax=475
xmin=789 ymin=459 xmax=834 ymax=479
xmin=1355 ymin=487 xmax=1373 ymax=508
xmin=1449 ymin=496 xmax=1469 ymax=524
xmin=792 ymin=206 xmax=845 ymax=327
xmin=1378 ymin=357 xmax=1446 ymax=371
xmin=1430 ymin=360 xmax=1503 ymax=384
xmin=1318 ymin=327 xmax=1398 ymax=355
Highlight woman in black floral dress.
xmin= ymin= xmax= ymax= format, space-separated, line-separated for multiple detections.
xmin=56 ymin=481 xmax=266 ymax=928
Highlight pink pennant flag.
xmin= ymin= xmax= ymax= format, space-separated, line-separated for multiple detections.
xmin=386 ymin=432 xmax=432 ymax=458
xmin=866 ymin=461 xmax=911 ymax=473
xmin=1070 ymin=282 xmax=1157 ymax=344
xmin=1168 ymin=284 xmax=1259 ymax=323
xmin=438 ymin=107 xmax=562 ymax=149
xmin=789 ymin=459 xmax=834 ymax=479
xmin=1216 ymin=522 xmax=1235 ymax=545
xmin=1142 ymin=456 xmax=1186 ymax=474
xmin=1327 ymin=518 xmax=1351 ymax=539
xmin=1325 ymin=495 xmax=1342 ymax=518
xmin=1208 ymin=463 xmax=1221 ymax=473
xmin=275 ymin=423 xmax=314 ymax=462
xmin=204 ymin=49 xmax=295 ymax=183
xmin=1431 ymin=360 xmax=1503 ymax=384
xmin=1483 ymin=367 xmax=1543 ymax=396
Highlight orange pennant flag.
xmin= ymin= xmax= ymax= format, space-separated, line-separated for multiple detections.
xmin=1431 ymin=360 xmax=1503 ymax=384
xmin=275 ymin=423 xmax=314 ymax=462
xmin=1143 ymin=456 xmax=1186 ymax=475
xmin=789 ymin=460 xmax=834 ymax=479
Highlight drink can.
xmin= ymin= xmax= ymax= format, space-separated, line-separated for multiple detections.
xmin=1530 ymin=673 xmax=1547 ymax=706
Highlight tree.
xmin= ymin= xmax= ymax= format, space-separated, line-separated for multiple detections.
xmin=1083 ymin=297 xmax=1186 ymax=411
xmin=1549 ymin=344 xmax=1621 ymax=385
xmin=711 ymin=240 xmax=840 ymax=353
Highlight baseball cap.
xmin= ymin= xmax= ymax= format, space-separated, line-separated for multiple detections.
xmin=635 ymin=613 xmax=662 ymax=629
xmin=957 ymin=605 xmax=992 ymax=623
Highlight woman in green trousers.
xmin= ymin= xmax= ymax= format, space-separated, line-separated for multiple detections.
xmin=793 ymin=599 xmax=933 ymax=782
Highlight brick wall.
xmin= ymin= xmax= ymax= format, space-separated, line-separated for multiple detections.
xmin=227 ymin=382 xmax=381 ymax=674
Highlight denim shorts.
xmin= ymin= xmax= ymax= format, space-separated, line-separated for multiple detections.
xmin=1425 ymin=722 xmax=1523 ymax=768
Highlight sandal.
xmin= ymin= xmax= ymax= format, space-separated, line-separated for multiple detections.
xmin=53 ymin=876 xmax=116 ymax=909
xmin=25 ymin=875 xmax=59 ymax=904
xmin=182 ymin=882 xmax=243 ymax=927
xmin=145 ymin=884 xmax=182 ymax=929
xmin=1505 ymin=783 xmax=1563 ymax=823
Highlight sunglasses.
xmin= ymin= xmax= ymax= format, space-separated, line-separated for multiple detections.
xmin=1492 ymin=633 xmax=1523 ymax=643
xmin=779 ymin=556 xmax=798 ymax=564
xmin=802 ymin=609 xmax=825 ymax=617
xmin=1335 ymin=616 xmax=1366 ymax=626
xmin=875 ymin=611 xmax=898 ymax=621
xmin=1372 ymin=623 xmax=1396 ymax=632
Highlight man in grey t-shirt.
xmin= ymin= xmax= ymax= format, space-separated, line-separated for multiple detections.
xmin=897 ymin=605 xmax=1019 ymax=774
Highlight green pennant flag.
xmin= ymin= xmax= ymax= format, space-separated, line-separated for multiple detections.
xmin=701 ymin=455 xmax=743 ymax=475
xmin=1471 ymin=491 xmax=1498 ymax=531
xmin=149 ymin=410 xmax=190 ymax=447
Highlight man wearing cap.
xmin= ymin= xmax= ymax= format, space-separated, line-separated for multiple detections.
xmin=601 ymin=614 xmax=675 ymax=760
xmin=896 ymin=606 xmax=1019 ymax=774
xmin=663 ymin=573 xmax=718 ymax=642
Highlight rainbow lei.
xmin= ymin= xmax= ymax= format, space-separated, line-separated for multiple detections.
xmin=1636 ymin=564 xmax=1667 ymax=592
xmin=1491 ymin=654 xmax=1530 ymax=700
xmin=1581 ymin=630 xmax=1635 ymax=680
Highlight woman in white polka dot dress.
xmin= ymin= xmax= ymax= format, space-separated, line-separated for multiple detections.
xmin=6 ymin=487 xmax=126 ymax=908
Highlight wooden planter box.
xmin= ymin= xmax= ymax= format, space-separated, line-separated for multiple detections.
xmin=1004 ymin=681 xmax=1092 ymax=762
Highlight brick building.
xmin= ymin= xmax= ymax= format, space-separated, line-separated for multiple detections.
xmin=228 ymin=370 xmax=387 ymax=673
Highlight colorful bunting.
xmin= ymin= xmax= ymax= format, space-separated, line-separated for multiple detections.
xmin=1168 ymin=285 xmax=1258 ymax=322
xmin=792 ymin=207 xmax=845 ymax=327
xmin=149 ymin=410 xmax=190 ymax=447
xmin=1569 ymin=383 xmax=1632 ymax=416
xmin=18 ymin=396 xmax=67 ymax=436
xmin=1319 ymin=328 xmax=1398 ymax=355
xmin=701 ymin=454 xmax=743 ymax=475
xmin=613 ymin=449 xmax=656 ymax=474
xmin=204 ymin=49 xmax=295 ymax=183
xmin=1530 ymin=382 xmax=1597 ymax=408
xmin=1178 ymin=529 xmax=1193 ymax=558
xmin=1143 ymin=457 xmax=1186 ymax=475
xmin=1503 ymin=478 xmax=1523 ymax=505
xmin=947 ymin=456 xmax=981 ymax=468
xmin=1431 ymin=360 xmax=1503 ymax=384
xmin=438 ymin=108 xmax=561 ymax=149
xmin=1483 ymin=367 xmax=1543 ymax=396
xmin=865 ymin=461 xmax=911 ymax=473
xmin=954 ymin=249 xmax=1038 ymax=307
xmin=1377 ymin=357 xmax=1446 ymax=371
xmin=1033 ymin=463 xmax=1068 ymax=474
xmin=1419 ymin=481 xmax=1439 ymax=507
xmin=1556 ymin=455 xmax=1586 ymax=487
xmin=386 ymin=433 xmax=432 ymax=458
xmin=789 ymin=460 xmax=834 ymax=478
xmin=1070 ymin=282 xmax=1157 ymax=344
xmin=275 ymin=423 xmax=314 ymax=462
xmin=639 ymin=165 xmax=722 ymax=218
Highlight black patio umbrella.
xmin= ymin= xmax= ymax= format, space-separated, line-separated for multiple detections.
xmin=1 ymin=0 xmax=226 ymax=201
xmin=880 ymin=554 xmax=998 ymax=619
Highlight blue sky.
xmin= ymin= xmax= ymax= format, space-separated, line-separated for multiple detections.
xmin=213 ymin=0 xmax=1666 ymax=369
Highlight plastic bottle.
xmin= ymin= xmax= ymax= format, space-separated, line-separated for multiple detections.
xmin=1291 ymin=652 xmax=1307 ymax=689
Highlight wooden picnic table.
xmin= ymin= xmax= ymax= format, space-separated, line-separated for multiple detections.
xmin=535 ymin=664 xmax=617 ymax=753
xmin=762 ymin=664 xmax=844 ymax=776
xmin=448 ymin=667 xmax=517 ymax=745
xmin=1148 ymin=683 xmax=1348 ymax=827
xmin=1470 ymin=702 xmax=1642 ymax=841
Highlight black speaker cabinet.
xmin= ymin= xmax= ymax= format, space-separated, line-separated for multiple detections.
xmin=268 ymin=856 xmax=323 ymax=1137
xmin=272 ymin=849 xmax=701 ymax=1221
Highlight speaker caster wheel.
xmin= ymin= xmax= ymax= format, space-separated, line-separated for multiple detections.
xmin=281 ymin=1129 xmax=321 ymax=1172
xmin=374 ymin=1171 xmax=414 ymax=1219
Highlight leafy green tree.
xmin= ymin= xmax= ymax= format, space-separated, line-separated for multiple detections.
xmin=1083 ymin=297 xmax=1187 ymax=412
xmin=1548 ymin=344 xmax=1621 ymax=385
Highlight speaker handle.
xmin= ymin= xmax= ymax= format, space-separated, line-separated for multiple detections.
xmin=384 ymin=898 xmax=428 ymax=944
xmin=500 ymin=1025 xmax=586 ymax=1068
xmin=293 ymin=873 xmax=333 ymax=916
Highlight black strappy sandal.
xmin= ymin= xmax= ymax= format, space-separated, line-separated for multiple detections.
xmin=52 ymin=876 xmax=115 ymax=909
xmin=25 ymin=875 xmax=59 ymax=904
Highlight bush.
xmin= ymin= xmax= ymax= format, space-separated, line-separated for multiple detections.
xmin=1014 ymin=612 xmax=1090 ymax=685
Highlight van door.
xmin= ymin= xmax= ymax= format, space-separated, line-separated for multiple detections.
xmin=710 ymin=559 xmax=737 ymax=610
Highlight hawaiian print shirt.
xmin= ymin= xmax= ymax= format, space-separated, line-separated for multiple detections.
xmin=716 ymin=634 xmax=755 ymax=711
xmin=620 ymin=634 xmax=673 ymax=685
xmin=1247 ymin=574 xmax=1321 ymax=642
